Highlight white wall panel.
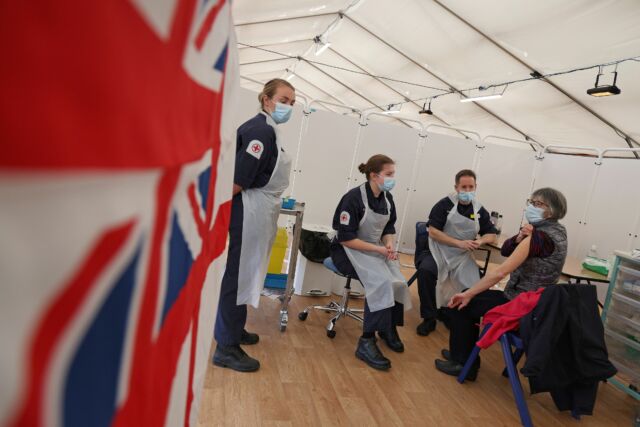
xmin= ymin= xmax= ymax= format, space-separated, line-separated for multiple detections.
xmin=474 ymin=144 xmax=537 ymax=239
xmin=294 ymin=110 xmax=360 ymax=226
xmin=580 ymin=158 xmax=640 ymax=260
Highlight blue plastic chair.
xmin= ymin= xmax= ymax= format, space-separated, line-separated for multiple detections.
xmin=457 ymin=324 xmax=533 ymax=427
xmin=407 ymin=222 xmax=429 ymax=286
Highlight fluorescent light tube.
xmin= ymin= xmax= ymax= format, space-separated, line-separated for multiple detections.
xmin=460 ymin=94 xmax=502 ymax=103
xmin=315 ymin=42 xmax=331 ymax=56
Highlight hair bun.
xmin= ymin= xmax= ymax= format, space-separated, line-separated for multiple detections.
xmin=357 ymin=163 xmax=367 ymax=174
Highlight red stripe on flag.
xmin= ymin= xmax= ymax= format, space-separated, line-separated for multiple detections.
xmin=8 ymin=220 xmax=136 ymax=427
xmin=183 ymin=298 xmax=200 ymax=427
xmin=187 ymin=183 xmax=207 ymax=239
xmin=194 ymin=0 xmax=225 ymax=50
xmin=112 ymin=168 xmax=180 ymax=425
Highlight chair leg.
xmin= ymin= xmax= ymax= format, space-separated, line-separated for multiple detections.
xmin=458 ymin=324 xmax=492 ymax=384
xmin=344 ymin=310 xmax=364 ymax=323
xmin=301 ymin=303 xmax=340 ymax=315
xmin=502 ymin=340 xmax=524 ymax=377
xmin=500 ymin=335 xmax=533 ymax=427
xmin=457 ymin=345 xmax=482 ymax=384
xmin=301 ymin=275 xmax=364 ymax=333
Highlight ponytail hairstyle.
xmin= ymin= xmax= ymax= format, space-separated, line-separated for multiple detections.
xmin=358 ymin=154 xmax=395 ymax=181
xmin=258 ymin=78 xmax=295 ymax=109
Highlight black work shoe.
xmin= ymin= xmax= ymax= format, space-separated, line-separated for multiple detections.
xmin=434 ymin=359 xmax=478 ymax=381
xmin=416 ymin=318 xmax=437 ymax=336
xmin=378 ymin=328 xmax=404 ymax=353
xmin=356 ymin=337 xmax=391 ymax=370
xmin=213 ymin=344 xmax=260 ymax=372
xmin=440 ymin=349 xmax=481 ymax=367
xmin=240 ymin=329 xmax=259 ymax=345
xmin=441 ymin=349 xmax=452 ymax=361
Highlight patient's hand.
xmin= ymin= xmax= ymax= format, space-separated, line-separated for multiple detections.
xmin=448 ymin=291 xmax=473 ymax=310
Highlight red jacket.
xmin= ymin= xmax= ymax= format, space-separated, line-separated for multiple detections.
xmin=476 ymin=288 xmax=545 ymax=349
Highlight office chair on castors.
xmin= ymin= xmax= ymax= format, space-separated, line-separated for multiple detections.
xmin=298 ymin=257 xmax=364 ymax=338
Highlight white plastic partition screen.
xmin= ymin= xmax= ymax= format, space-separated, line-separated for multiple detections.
xmin=473 ymin=143 xmax=537 ymax=239
xmin=293 ymin=109 xmax=360 ymax=225
xmin=583 ymin=158 xmax=640 ymax=260
xmin=233 ymin=87 xmax=640 ymax=262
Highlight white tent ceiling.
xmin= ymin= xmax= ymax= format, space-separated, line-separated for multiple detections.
xmin=233 ymin=0 xmax=640 ymax=154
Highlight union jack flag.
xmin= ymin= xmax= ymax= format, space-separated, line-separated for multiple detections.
xmin=0 ymin=1 xmax=238 ymax=426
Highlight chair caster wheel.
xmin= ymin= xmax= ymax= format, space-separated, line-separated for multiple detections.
xmin=327 ymin=329 xmax=336 ymax=339
xmin=298 ymin=312 xmax=308 ymax=321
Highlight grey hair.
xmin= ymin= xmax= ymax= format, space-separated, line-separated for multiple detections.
xmin=532 ymin=187 xmax=567 ymax=220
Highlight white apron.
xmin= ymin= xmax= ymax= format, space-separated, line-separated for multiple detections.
xmin=236 ymin=113 xmax=292 ymax=307
xmin=428 ymin=193 xmax=481 ymax=307
xmin=343 ymin=184 xmax=412 ymax=312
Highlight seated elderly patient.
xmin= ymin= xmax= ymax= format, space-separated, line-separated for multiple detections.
xmin=434 ymin=187 xmax=568 ymax=380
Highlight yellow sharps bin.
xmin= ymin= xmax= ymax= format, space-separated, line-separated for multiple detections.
xmin=267 ymin=227 xmax=288 ymax=274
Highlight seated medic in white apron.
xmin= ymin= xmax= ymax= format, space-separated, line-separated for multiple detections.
xmin=329 ymin=154 xmax=412 ymax=371
xmin=213 ymin=79 xmax=295 ymax=373
xmin=415 ymin=169 xmax=497 ymax=337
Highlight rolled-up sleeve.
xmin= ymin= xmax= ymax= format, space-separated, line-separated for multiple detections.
xmin=501 ymin=230 xmax=555 ymax=258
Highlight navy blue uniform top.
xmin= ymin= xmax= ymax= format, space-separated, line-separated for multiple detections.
xmin=427 ymin=196 xmax=497 ymax=235
xmin=332 ymin=182 xmax=397 ymax=242
xmin=234 ymin=113 xmax=279 ymax=190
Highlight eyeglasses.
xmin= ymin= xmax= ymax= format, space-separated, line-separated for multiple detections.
xmin=527 ymin=199 xmax=548 ymax=209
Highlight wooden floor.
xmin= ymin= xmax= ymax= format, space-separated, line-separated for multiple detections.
xmin=198 ymin=256 xmax=636 ymax=426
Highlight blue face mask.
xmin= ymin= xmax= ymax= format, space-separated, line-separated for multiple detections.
xmin=378 ymin=177 xmax=395 ymax=192
xmin=270 ymin=102 xmax=293 ymax=124
xmin=525 ymin=203 xmax=546 ymax=224
xmin=458 ymin=191 xmax=475 ymax=203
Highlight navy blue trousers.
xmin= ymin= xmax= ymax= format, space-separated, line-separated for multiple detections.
xmin=330 ymin=244 xmax=404 ymax=333
xmin=214 ymin=194 xmax=247 ymax=346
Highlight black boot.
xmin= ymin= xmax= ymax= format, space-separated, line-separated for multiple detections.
xmin=240 ymin=329 xmax=259 ymax=345
xmin=434 ymin=359 xmax=478 ymax=381
xmin=212 ymin=344 xmax=260 ymax=372
xmin=355 ymin=337 xmax=391 ymax=370
xmin=378 ymin=328 xmax=404 ymax=353
xmin=440 ymin=349 xmax=480 ymax=367
xmin=416 ymin=318 xmax=436 ymax=336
